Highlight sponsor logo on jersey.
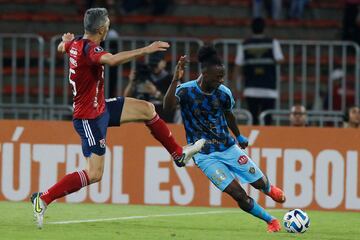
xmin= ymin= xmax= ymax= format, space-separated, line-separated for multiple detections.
xmin=70 ymin=48 xmax=78 ymax=55
xmin=69 ymin=57 xmax=78 ymax=67
xmin=238 ymin=155 xmax=248 ymax=165
xmin=94 ymin=46 xmax=104 ymax=53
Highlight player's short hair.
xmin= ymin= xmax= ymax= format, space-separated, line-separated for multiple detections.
xmin=84 ymin=8 xmax=108 ymax=34
xmin=198 ymin=45 xmax=222 ymax=70
xmin=251 ymin=17 xmax=265 ymax=34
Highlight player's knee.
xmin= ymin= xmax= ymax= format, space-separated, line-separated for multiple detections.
xmin=236 ymin=193 xmax=253 ymax=212
xmin=142 ymin=101 xmax=156 ymax=120
xmin=88 ymin=170 xmax=103 ymax=183
xmin=233 ymin=190 xmax=248 ymax=203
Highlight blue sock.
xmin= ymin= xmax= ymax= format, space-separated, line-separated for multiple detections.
xmin=248 ymin=200 xmax=273 ymax=223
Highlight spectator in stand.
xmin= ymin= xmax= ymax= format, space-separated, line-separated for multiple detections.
xmin=343 ymin=106 xmax=360 ymax=128
xmin=342 ymin=0 xmax=360 ymax=45
xmin=253 ymin=0 xmax=283 ymax=19
xmin=289 ymin=0 xmax=309 ymax=19
xmin=148 ymin=52 xmax=175 ymax=122
xmin=233 ymin=18 xmax=284 ymax=125
xmin=121 ymin=0 xmax=173 ymax=15
xmin=124 ymin=55 xmax=174 ymax=122
xmin=289 ymin=105 xmax=307 ymax=127
xmin=78 ymin=0 xmax=115 ymax=14
xmin=124 ymin=62 xmax=162 ymax=108
xmin=323 ymin=69 xmax=355 ymax=111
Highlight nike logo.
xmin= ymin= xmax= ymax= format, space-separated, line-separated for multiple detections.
xmin=35 ymin=194 xmax=42 ymax=213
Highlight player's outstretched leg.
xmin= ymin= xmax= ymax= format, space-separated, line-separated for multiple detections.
xmin=120 ymin=98 xmax=205 ymax=166
xmin=224 ymin=180 xmax=281 ymax=232
xmin=251 ymin=176 xmax=286 ymax=203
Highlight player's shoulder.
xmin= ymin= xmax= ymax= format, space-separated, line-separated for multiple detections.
xmin=177 ymin=80 xmax=198 ymax=90
xmin=218 ymin=84 xmax=233 ymax=97
xmin=85 ymin=41 xmax=105 ymax=54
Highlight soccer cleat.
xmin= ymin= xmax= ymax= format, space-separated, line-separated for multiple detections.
xmin=267 ymin=218 xmax=281 ymax=232
xmin=30 ymin=192 xmax=47 ymax=229
xmin=174 ymin=139 xmax=206 ymax=167
xmin=267 ymin=185 xmax=286 ymax=203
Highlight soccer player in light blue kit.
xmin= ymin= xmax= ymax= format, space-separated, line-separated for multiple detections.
xmin=164 ymin=45 xmax=286 ymax=232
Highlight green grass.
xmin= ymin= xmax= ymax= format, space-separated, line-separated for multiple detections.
xmin=0 ymin=201 xmax=359 ymax=240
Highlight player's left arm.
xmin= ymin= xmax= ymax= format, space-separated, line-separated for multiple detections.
xmin=163 ymin=55 xmax=186 ymax=112
xmin=57 ymin=33 xmax=75 ymax=54
xmin=224 ymin=111 xmax=248 ymax=149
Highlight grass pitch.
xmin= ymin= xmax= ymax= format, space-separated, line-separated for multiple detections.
xmin=0 ymin=201 xmax=359 ymax=240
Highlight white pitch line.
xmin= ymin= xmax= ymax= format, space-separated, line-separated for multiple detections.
xmin=49 ymin=210 xmax=235 ymax=225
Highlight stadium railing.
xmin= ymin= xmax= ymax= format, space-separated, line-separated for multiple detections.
xmin=233 ymin=108 xmax=253 ymax=125
xmin=212 ymin=39 xmax=360 ymax=112
xmin=259 ymin=109 xmax=345 ymax=127
xmin=2 ymin=33 xmax=359 ymax=125
xmin=0 ymin=103 xmax=73 ymax=120
xmin=0 ymin=33 xmax=46 ymax=119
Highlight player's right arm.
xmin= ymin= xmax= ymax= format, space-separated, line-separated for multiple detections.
xmin=163 ymin=55 xmax=186 ymax=112
xmin=57 ymin=33 xmax=75 ymax=54
xmin=100 ymin=41 xmax=170 ymax=66
xmin=224 ymin=111 xmax=248 ymax=149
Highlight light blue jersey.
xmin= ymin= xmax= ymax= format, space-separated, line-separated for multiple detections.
xmin=175 ymin=79 xmax=236 ymax=154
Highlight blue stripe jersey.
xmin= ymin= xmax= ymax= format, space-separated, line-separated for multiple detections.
xmin=175 ymin=79 xmax=236 ymax=154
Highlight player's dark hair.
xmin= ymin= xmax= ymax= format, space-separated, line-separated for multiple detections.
xmin=84 ymin=8 xmax=108 ymax=34
xmin=198 ymin=45 xmax=222 ymax=70
xmin=251 ymin=17 xmax=265 ymax=34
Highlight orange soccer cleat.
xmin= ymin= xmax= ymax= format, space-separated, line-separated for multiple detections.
xmin=268 ymin=185 xmax=286 ymax=203
xmin=267 ymin=219 xmax=281 ymax=233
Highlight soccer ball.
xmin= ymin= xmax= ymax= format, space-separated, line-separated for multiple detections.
xmin=283 ymin=209 xmax=310 ymax=233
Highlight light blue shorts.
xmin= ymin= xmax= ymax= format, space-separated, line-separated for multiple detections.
xmin=193 ymin=144 xmax=264 ymax=191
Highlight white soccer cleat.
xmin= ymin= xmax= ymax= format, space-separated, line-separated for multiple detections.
xmin=174 ymin=139 xmax=206 ymax=167
xmin=31 ymin=192 xmax=47 ymax=229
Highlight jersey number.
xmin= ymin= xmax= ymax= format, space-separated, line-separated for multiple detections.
xmin=69 ymin=68 xmax=77 ymax=96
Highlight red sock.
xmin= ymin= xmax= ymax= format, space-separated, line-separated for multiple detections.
xmin=40 ymin=170 xmax=89 ymax=205
xmin=145 ymin=114 xmax=183 ymax=159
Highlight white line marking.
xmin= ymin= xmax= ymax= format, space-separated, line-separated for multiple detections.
xmin=49 ymin=208 xmax=288 ymax=225
xmin=49 ymin=210 xmax=234 ymax=225
xmin=11 ymin=126 xmax=24 ymax=142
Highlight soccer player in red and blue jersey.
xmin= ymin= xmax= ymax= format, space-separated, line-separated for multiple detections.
xmin=30 ymin=8 xmax=205 ymax=228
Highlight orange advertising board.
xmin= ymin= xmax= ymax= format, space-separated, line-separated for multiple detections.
xmin=0 ymin=120 xmax=359 ymax=211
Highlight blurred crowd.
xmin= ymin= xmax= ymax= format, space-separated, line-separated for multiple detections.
xmin=77 ymin=1 xmax=360 ymax=128
xmin=80 ymin=0 xmax=360 ymax=45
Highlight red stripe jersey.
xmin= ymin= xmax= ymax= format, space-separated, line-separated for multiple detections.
xmin=65 ymin=38 xmax=108 ymax=119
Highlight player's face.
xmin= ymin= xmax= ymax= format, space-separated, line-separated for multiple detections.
xmin=99 ymin=17 xmax=110 ymax=41
xmin=204 ymin=65 xmax=225 ymax=90
xmin=290 ymin=106 xmax=307 ymax=126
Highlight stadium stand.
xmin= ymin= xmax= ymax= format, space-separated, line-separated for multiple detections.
xmin=0 ymin=0 xmax=358 ymax=124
